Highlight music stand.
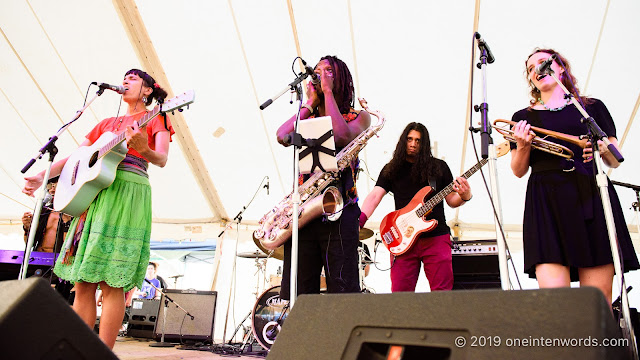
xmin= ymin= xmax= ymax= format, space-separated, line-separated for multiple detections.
xmin=298 ymin=116 xmax=337 ymax=175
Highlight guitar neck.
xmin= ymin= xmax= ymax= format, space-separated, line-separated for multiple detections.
xmin=98 ymin=105 xmax=161 ymax=158
xmin=416 ymin=158 xmax=488 ymax=217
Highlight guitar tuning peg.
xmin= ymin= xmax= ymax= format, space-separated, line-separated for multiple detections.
xmin=178 ymin=108 xmax=183 ymax=112
xmin=171 ymin=111 xmax=175 ymax=115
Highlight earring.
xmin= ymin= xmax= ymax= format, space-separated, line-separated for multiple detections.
xmin=142 ymin=96 xmax=147 ymax=103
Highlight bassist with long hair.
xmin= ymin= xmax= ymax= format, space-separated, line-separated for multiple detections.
xmin=360 ymin=122 xmax=472 ymax=292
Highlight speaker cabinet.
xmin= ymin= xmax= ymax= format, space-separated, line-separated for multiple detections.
xmin=127 ymin=298 xmax=161 ymax=338
xmin=267 ymin=288 xmax=630 ymax=360
xmin=452 ymin=255 xmax=501 ymax=290
xmin=154 ymin=289 xmax=217 ymax=343
xmin=0 ymin=278 xmax=117 ymax=359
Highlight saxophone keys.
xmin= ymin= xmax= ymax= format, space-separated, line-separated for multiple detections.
xmin=253 ymin=229 xmax=264 ymax=239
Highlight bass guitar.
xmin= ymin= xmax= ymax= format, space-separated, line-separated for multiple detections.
xmin=379 ymin=142 xmax=510 ymax=256
xmin=54 ymin=90 xmax=195 ymax=216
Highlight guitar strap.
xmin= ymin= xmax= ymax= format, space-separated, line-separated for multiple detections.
xmin=429 ymin=178 xmax=436 ymax=191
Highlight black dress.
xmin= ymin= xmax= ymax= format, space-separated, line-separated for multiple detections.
xmin=511 ymin=99 xmax=639 ymax=280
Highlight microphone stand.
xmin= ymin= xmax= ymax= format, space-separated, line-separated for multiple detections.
xmin=611 ymin=180 xmax=640 ymax=236
xmin=146 ymin=278 xmax=194 ymax=348
xmin=470 ymin=35 xmax=512 ymax=290
xmin=220 ymin=178 xmax=268 ymax=345
xmin=545 ymin=69 xmax=637 ymax=358
xmin=260 ymin=64 xmax=313 ymax=306
xmin=19 ymin=88 xmax=106 ymax=280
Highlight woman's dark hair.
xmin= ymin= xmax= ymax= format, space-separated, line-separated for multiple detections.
xmin=318 ymin=55 xmax=354 ymax=114
xmin=382 ymin=122 xmax=441 ymax=183
xmin=525 ymin=48 xmax=593 ymax=108
xmin=125 ymin=69 xmax=168 ymax=106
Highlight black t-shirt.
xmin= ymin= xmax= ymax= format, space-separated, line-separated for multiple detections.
xmin=375 ymin=159 xmax=453 ymax=237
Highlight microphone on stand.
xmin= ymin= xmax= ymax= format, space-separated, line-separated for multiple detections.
xmin=300 ymin=58 xmax=320 ymax=84
xmin=535 ymin=54 xmax=557 ymax=75
xmin=93 ymin=82 xmax=126 ymax=94
xmin=304 ymin=66 xmax=320 ymax=85
xmin=474 ymin=32 xmax=495 ymax=64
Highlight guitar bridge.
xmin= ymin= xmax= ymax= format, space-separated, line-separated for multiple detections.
xmin=71 ymin=161 xmax=79 ymax=186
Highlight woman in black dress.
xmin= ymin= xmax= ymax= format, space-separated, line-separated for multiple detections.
xmin=510 ymin=48 xmax=639 ymax=303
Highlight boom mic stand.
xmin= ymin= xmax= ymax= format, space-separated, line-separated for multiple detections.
xmin=542 ymin=65 xmax=637 ymax=358
xmin=19 ymin=86 xmax=106 ymax=280
xmin=259 ymin=59 xmax=314 ymax=306
xmin=147 ymin=278 xmax=194 ymax=348
xmin=219 ymin=177 xmax=269 ymax=345
xmin=469 ymin=33 xmax=512 ymax=290
xmin=611 ymin=180 xmax=640 ymax=236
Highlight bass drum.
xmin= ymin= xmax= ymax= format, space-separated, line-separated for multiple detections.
xmin=252 ymin=285 xmax=289 ymax=350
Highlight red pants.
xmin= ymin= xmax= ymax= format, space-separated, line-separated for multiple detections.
xmin=390 ymin=233 xmax=453 ymax=292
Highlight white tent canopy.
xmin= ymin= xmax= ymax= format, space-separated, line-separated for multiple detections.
xmin=1 ymin=0 xmax=639 ymax=341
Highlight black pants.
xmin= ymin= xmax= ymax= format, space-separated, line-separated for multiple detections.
xmin=280 ymin=204 xmax=361 ymax=300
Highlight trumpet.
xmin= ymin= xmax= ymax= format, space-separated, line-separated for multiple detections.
xmin=492 ymin=119 xmax=588 ymax=159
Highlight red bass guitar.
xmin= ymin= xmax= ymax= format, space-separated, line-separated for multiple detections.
xmin=379 ymin=142 xmax=510 ymax=256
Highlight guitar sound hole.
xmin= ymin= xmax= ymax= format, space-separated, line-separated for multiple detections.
xmin=88 ymin=152 xmax=99 ymax=167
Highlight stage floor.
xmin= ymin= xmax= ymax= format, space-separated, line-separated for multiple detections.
xmin=113 ymin=336 xmax=267 ymax=359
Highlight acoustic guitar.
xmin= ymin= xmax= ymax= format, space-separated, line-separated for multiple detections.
xmin=54 ymin=90 xmax=195 ymax=216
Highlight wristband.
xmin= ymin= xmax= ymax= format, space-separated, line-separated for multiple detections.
xmin=359 ymin=212 xmax=368 ymax=228
xmin=301 ymin=104 xmax=314 ymax=113
xmin=461 ymin=194 xmax=473 ymax=202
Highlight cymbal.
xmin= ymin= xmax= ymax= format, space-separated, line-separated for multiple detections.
xmin=359 ymin=228 xmax=374 ymax=240
xmin=252 ymin=237 xmax=285 ymax=260
xmin=237 ymin=251 xmax=268 ymax=259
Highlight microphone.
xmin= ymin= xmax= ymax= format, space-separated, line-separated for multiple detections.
xmin=95 ymin=82 xmax=126 ymax=94
xmin=305 ymin=65 xmax=320 ymax=85
xmin=535 ymin=54 xmax=556 ymax=75
xmin=43 ymin=192 xmax=53 ymax=208
xmin=264 ymin=176 xmax=270 ymax=195
xmin=474 ymin=32 xmax=495 ymax=64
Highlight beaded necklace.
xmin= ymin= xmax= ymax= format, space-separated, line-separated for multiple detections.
xmin=538 ymin=97 xmax=571 ymax=112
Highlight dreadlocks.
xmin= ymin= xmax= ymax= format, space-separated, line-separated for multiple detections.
xmin=319 ymin=55 xmax=354 ymax=114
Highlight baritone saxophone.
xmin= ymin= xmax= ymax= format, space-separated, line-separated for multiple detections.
xmin=253 ymin=98 xmax=386 ymax=250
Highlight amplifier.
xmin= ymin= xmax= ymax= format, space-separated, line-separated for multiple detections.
xmin=451 ymin=239 xmax=497 ymax=255
xmin=127 ymin=299 xmax=161 ymax=338
xmin=452 ymin=240 xmax=501 ymax=290
xmin=154 ymin=289 xmax=217 ymax=343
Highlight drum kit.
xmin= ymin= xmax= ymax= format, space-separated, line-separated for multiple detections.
xmin=229 ymin=228 xmax=377 ymax=351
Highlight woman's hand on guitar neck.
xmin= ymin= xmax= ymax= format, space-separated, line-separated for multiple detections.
xmin=23 ymin=173 xmax=44 ymax=197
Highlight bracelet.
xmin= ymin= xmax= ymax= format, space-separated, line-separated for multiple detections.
xmin=301 ymin=104 xmax=314 ymax=113
xmin=461 ymin=194 xmax=473 ymax=202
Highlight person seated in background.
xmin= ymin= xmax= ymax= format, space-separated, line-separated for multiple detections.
xmin=22 ymin=176 xmax=72 ymax=253
xmin=21 ymin=175 xmax=74 ymax=302
xmin=133 ymin=262 xmax=166 ymax=300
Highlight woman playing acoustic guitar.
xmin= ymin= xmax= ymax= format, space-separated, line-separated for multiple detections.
xmin=22 ymin=69 xmax=174 ymax=348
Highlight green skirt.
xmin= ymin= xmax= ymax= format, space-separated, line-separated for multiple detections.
xmin=54 ymin=170 xmax=152 ymax=292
